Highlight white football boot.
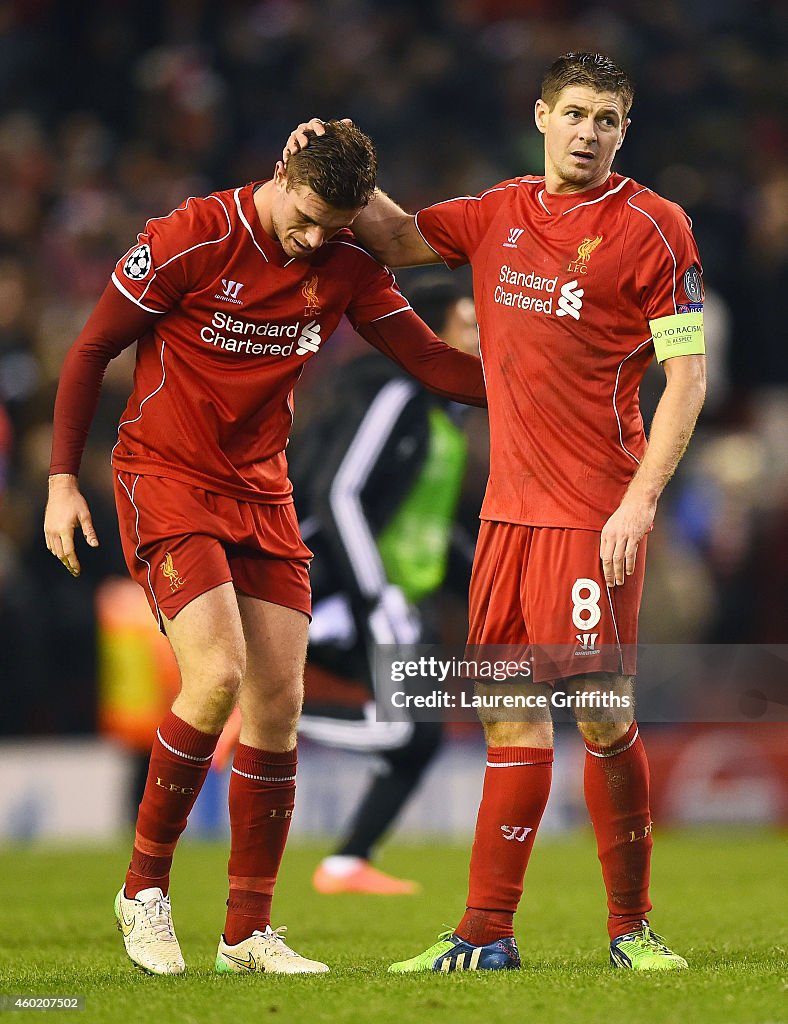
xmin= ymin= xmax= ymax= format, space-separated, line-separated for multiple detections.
xmin=215 ymin=925 xmax=329 ymax=974
xmin=114 ymin=886 xmax=186 ymax=975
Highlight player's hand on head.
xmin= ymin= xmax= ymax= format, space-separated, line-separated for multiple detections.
xmin=282 ymin=117 xmax=354 ymax=164
xmin=44 ymin=475 xmax=99 ymax=578
xmin=599 ymin=497 xmax=655 ymax=587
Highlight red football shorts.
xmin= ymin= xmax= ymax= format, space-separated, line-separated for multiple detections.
xmin=114 ymin=471 xmax=312 ymax=626
xmin=467 ymin=521 xmax=646 ymax=683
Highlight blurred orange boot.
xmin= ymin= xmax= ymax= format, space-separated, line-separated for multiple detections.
xmin=312 ymin=857 xmax=421 ymax=895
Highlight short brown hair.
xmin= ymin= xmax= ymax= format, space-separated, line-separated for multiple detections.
xmin=542 ymin=53 xmax=634 ymax=115
xmin=286 ymin=120 xmax=377 ymax=210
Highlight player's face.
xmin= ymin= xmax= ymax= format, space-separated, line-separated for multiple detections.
xmin=535 ymin=86 xmax=629 ymax=194
xmin=271 ymin=168 xmax=363 ymax=259
xmin=443 ymin=297 xmax=478 ymax=355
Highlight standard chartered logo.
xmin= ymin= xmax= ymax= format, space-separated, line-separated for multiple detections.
xmin=296 ymin=319 xmax=322 ymax=355
xmin=494 ymin=265 xmax=585 ymax=321
xmin=555 ymin=280 xmax=584 ymax=320
xmin=200 ymin=310 xmax=323 ymax=357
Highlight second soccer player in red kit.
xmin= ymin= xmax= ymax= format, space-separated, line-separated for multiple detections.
xmin=288 ymin=52 xmax=706 ymax=972
xmin=44 ymin=122 xmax=485 ymax=976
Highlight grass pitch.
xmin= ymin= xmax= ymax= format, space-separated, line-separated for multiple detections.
xmin=0 ymin=830 xmax=784 ymax=1024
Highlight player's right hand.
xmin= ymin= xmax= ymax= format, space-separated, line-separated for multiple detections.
xmin=282 ymin=118 xmax=353 ymax=164
xmin=44 ymin=474 xmax=99 ymax=577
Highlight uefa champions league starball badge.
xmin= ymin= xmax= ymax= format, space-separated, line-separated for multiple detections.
xmin=123 ymin=243 xmax=152 ymax=281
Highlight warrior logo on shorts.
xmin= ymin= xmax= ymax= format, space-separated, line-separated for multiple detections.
xmin=123 ymin=244 xmax=152 ymax=281
xmin=160 ymin=552 xmax=185 ymax=592
xmin=302 ymin=275 xmax=321 ymax=317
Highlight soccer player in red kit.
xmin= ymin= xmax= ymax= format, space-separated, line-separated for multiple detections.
xmin=288 ymin=53 xmax=705 ymax=971
xmin=44 ymin=121 xmax=485 ymax=976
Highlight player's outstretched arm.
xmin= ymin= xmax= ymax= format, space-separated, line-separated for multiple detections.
xmin=600 ymin=353 xmax=706 ymax=587
xmin=282 ymin=118 xmax=439 ymax=267
xmin=354 ymin=189 xmax=440 ymax=268
xmin=357 ymin=308 xmax=486 ymax=407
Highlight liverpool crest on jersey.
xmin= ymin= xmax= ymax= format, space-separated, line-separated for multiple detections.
xmin=567 ymin=236 xmax=603 ymax=275
xmin=302 ymin=275 xmax=321 ymax=317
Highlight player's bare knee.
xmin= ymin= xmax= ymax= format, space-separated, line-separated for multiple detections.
xmin=483 ymin=719 xmax=553 ymax=748
xmin=572 ymin=672 xmax=634 ymax=746
xmin=244 ymin=673 xmax=303 ymax=730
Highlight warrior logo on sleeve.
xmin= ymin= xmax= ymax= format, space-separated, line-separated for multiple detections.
xmin=123 ymin=244 xmax=152 ymax=281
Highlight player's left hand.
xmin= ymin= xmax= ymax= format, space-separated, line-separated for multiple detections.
xmin=282 ymin=118 xmax=353 ymax=164
xmin=599 ymin=497 xmax=656 ymax=587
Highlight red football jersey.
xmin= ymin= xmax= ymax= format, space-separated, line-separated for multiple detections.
xmin=416 ymin=173 xmax=704 ymax=530
xmin=109 ymin=183 xmax=411 ymax=502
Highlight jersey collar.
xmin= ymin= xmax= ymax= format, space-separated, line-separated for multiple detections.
xmin=534 ymin=174 xmax=628 ymax=217
xmin=236 ymin=181 xmax=292 ymax=266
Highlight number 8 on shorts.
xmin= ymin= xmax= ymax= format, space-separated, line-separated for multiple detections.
xmin=571 ymin=577 xmax=601 ymax=630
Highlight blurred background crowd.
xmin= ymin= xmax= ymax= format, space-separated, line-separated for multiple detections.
xmin=0 ymin=0 xmax=785 ymax=737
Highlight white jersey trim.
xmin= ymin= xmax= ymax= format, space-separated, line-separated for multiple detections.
xmin=416 ymin=179 xmax=538 ymax=260
xmin=233 ymin=187 xmax=269 ymax=263
xmin=111 ymin=339 xmax=168 ymax=464
xmin=562 ymin=176 xmax=632 ymax=215
xmin=137 ymin=194 xmax=234 ymax=304
xmin=413 ymin=214 xmax=448 ymax=265
xmin=537 ymin=190 xmax=551 ymax=216
xmin=627 ymin=191 xmax=679 ymax=315
xmin=611 ymin=337 xmax=653 ymax=466
xmin=368 ymin=304 xmax=411 ymax=323
xmin=604 ymin=583 xmax=624 ymax=671
xmin=111 ymin=273 xmax=166 ymax=315
xmin=115 ymin=473 xmax=162 ymax=631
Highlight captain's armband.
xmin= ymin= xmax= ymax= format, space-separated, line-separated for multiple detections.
xmin=650 ymin=311 xmax=705 ymax=363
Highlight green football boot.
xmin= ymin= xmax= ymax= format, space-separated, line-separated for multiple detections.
xmin=610 ymin=923 xmax=688 ymax=970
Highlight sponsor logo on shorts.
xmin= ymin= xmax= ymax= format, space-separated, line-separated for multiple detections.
xmin=567 ymin=234 xmax=603 ymax=274
xmin=160 ymin=552 xmax=185 ymax=592
xmin=123 ymin=244 xmax=152 ymax=281
xmin=574 ymin=632 xmax=600 ymax=656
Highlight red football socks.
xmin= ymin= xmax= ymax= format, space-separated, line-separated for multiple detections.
xmin=457 ymin=746 xmax=553 ymax=945
xmin=223 ymin=744 xmax=297 ymax=945
xmin=125 ymin=711 xmax=218 ymax=898
xmin=584 ymin=721 xmax=653 ymax=939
